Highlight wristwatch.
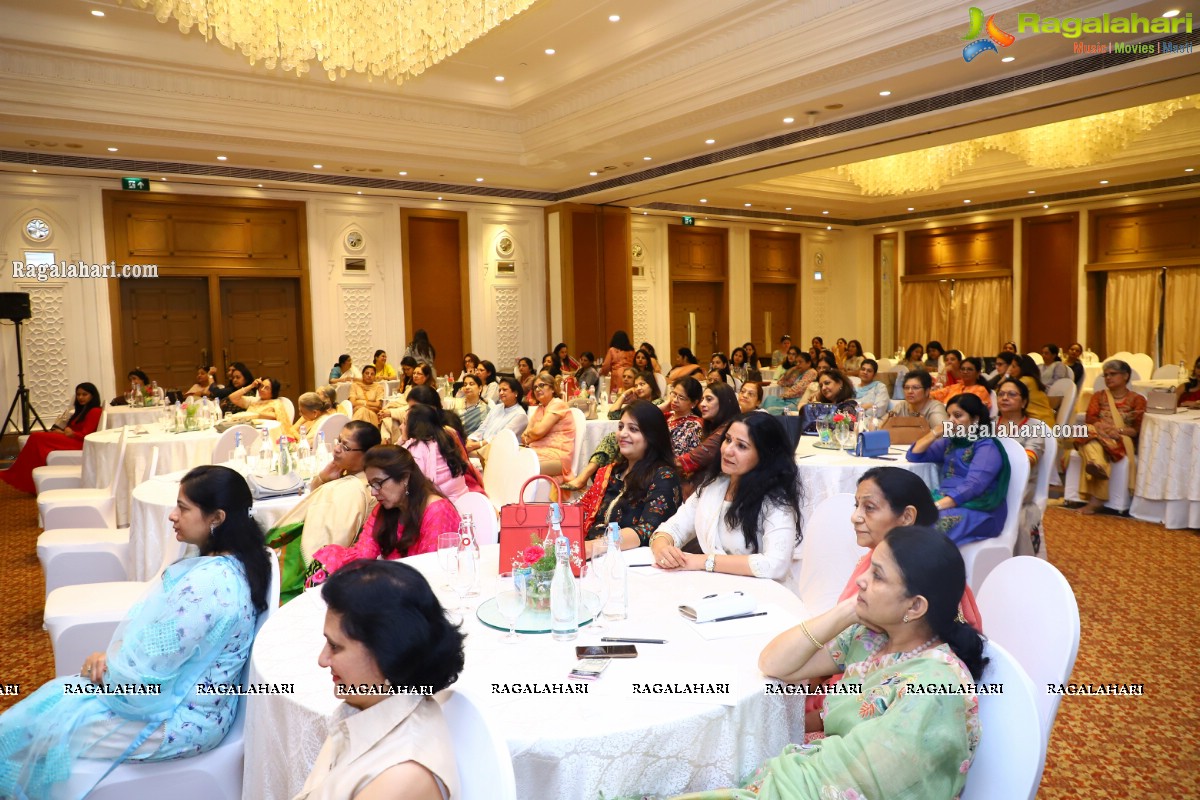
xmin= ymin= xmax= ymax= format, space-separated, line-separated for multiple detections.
xmin=705 ymin=554 xmax=716 ymax=573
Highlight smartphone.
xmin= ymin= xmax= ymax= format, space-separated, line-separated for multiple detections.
xmin=575 ymin=645 xmax=638 ymax=659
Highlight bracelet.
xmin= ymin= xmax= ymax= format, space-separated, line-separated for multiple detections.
xmin=649 ymin=532 xmax=674 ymax=548
xmin=800 ymin=621 xmax=825 ymax=650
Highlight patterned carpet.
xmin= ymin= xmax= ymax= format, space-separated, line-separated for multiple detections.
xmin=0 ymin=482 xmax=1196 ymax=797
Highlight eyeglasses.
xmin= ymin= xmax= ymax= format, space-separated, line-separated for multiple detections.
xmin=534 ymin=383 xmax=552 ymax=391
xmin=334 ymin=438 xmax=363 ymax=452
xmin=995 ymin=391 xmax=1022 ymax=399
xmin=367 ymin=476 xmax=393 ymax=492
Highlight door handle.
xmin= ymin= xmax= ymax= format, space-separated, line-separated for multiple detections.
xmin=201 ymin=347 xmax=208 ymax=367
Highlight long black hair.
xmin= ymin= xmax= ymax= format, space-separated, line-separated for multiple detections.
xmin=818 ymin=370 xmax=855 ymax=403
xmin=363 ymin=446 xmax=448 ymax=557
xmin=856 ymin=467 xmax=938 ymax=526
xmin=478 ymin=360 xmax=497 ymax=385
xmin=633 ymin=370 xmax=661 ymax=401
xmin=404 ymin=404 xmax=469 ymax=478
xmin=677 ymin=347 xmax=699 ymax=365
xmin=1014 ymin=354 xmax=1047 ymax=392
xmin=701 ymin=382 xmax=740 ymax=435
xmin=885 ymin=526 xmax=989 ymax=680
xmin=1185 ymin=356 xmax=1200 ymax=393
xmin=178 ymin=465 xmax=271 ymax=613
xmin=609 ymin=330 xmax=634 ymax=352
xmin=407 ymin=329 xmax=436 ymax=362
xmin=406 ymin=385 xmax=467 ymax=443
xmin=696 ymin=412 xmax=802 ymax=551
xmin=229 ymin=361 xmax=255 ymax=386
xmin=70 ymin=382 xmax=102 ymax=427
xmin=611 ymin=400 xmax=678 ymax=515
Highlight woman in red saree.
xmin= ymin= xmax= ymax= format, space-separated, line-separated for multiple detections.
xmin=1 ymin=382 xmax=102 ymax=493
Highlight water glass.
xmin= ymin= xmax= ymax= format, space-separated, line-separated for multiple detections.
xmin=452 ymin=545 xmax=477 ymax=619
xmin=437 ymin=532 xmax=459 ymax=590
xmin=581 ymin=543 xmax=610 ymax=631
xmin=495 ymin=572 xmax=526 ymax=642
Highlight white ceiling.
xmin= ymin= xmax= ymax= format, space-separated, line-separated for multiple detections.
xmin=0 ymin=0 xmax=1196 ymax=220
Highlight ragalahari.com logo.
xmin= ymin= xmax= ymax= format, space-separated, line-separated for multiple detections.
xmin=962 ymin=7 xmax=1016 ymax=61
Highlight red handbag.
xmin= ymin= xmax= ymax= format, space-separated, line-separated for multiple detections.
xmin=499 ymin=476 xmax=586 ymax=576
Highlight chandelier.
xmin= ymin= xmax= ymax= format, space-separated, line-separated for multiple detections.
xmin=129 ymin=0 xmax=539 ymax=83
xmin=836 ymin=94 xmax=1200 ymax=196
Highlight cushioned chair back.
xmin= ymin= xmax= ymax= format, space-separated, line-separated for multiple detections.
xmin=792 ymin=493 xmax=866 ymax=610
xmin=441 ymin=689 xmax=516 ymax=800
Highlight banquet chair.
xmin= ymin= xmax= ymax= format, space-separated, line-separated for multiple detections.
xmin=46 ymin=450 xmax=84 ymax=467
xmin=863 ymin=352 xmax=876 ymax=360
xmin=338 ymin=399 xmax=353 ymax=417
xmin=958 ymin=438 xmax=1029 ymax=593
xmin=65 ymin=549 xmax=281 ymax=800
xmin=38 ymin=428 xmax=127 ymax=531
xmin=654 ymin=373 xmax=668 ymax=396
xmin=1048 ymin=378 xmax=1076 ymax=429
xmin=37 ymin=447 xmax=160 ymax=597
xmin=791 ymin=493 xmax=867 ymax=610
xmin=210 ymin=424 xmax=260 ymax=464
xmin=1091 ymin=371 xmax=1142 ymax=392
xmin=1151 ymin=364 xmax=1183 ymax=381
xmin=959 ymin=640 xmax=1043 ymax=800
xmin=988 ymin=390 xmax=998 ymax=418
xmin=481 ymin=430 xmax=524 ymax=510
xmin=1027 ymin=352 xmax=1044 ymax=365
xmin=279 ymin=396 xmax=295 ymax=425
xmin=317 ymin=412 xmax=350 ymax=443
xmin=440 ymin=689 xmax=517 ymax=800
xmin=890 ymin=364 xmax=909 ymax=400
xmin=32 ymin=460 xmax=84 ymax=494
xmin=977 ymin=557 xmax=1080 ymax=749
xmin=873 ymin=357 xmax=892 ymax=372
xmin=453 ymin=492 xmax=499 ymax=544
xmin=335 ymin=382 xmax=352 ymax=404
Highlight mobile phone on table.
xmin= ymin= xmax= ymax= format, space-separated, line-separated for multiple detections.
xmin=575 ymin=645 xmax=638 ymax=659
xmin=568 ymin=658 xmax=611 ymax=680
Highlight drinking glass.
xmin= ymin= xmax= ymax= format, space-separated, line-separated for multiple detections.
xmin=451 ymin=545 xmax=477 ymax=621
xmin=495 ymin=572 xmax=526 ymax=642
xmin=437 ymin=532 xmax=459 ymax=590
xmin=581 ymin=540 xmax=610 ymax=631
xmin=837 ymin=423 xmax=854 ymax=451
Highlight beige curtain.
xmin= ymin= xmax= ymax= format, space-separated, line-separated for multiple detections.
xmin=1163 ymin=267 xmax=1200 ymax=367
xmin=898 ymin=280 xmax=951 ymax=352
xmin=948 ymin=277 xmax=1013 ymax=360
xmin=1105 ymin=269 xmax=1161 ymax=357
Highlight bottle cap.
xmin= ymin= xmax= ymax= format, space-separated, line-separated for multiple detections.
xmin=548 ymin=502 xmax=562 ymax=525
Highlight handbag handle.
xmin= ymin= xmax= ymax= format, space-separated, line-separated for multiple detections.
xmin=516 ymin=474 xmax=561 ymax=506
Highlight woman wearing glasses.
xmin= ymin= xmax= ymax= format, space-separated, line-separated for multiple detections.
xmin=267 ymin=421 xmax=382 ymax=602
xmin=350 ymin=365 xmax=387 ymax=427
xmin=993 ymin=377 xmax=1050 ymax=556
xmin=521 ymin=373 xmax=578 ymax=477
xmin=305 ymin=446 xmax=461 ymax=588
xmin=1068 ymin=359 xmax=1147 ymax=516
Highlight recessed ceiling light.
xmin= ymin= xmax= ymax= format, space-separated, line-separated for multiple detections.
xmin=217 ymin=155 xmax=227 ymax=161
xmin=1001 ymin=56 xmax=1015 ymax=63
xmin=826 ymin=225 xmax=832 ymax=230
xmin=608 ymin=14 xmax=620 ymax=22
xmin=398 ymin=171 xmax=407 ymax=176
xmin=879 ymin=90 xmax=891 ymax=97
xmin=705 ymin=138 xmax=715 ymax=145
xmin=1186 ymin=167 xmax=1195 ymax=172
xmin=161 ymin=178 xmax=167 ymax=181
xmin=1043 ymin=204 xmax=1049 ymax=209
xmin=963 ymin=199 xmax=971 ymax=203
xmin=313 ymin=164 xmax=322 ymax=169
xmin=1099 ymin=179 xmax=1109 ymax=184
xmin=907 ymin=207 xmax=915 ymax=211
xmin=494 ymin=75 xmax=505 ymax=82
xmin=785 ymin=207 xmax=792 ymax=211
xmin=91 ymin=9 xmax=105 ymax=16
xmin=643 ymin=156 xmax=652 ymax=161
xmin=31 ymin=169 xmax=37 ymax=173
xmin=437 ymin=196 xmax=443 ymax=200
xmin=1163 ymin=9 xmax=1181 ymax=18
xmin=107 ymin=147 xmax=118 ymax=152
xmin=589 ymin=171 xmax=598 ymax=176
xmin=1027 ymin=190 xmax=1036 ymax=194
xmin=257 ymin=184 xmax=263 ymax=188
xmin=475 ymin=177 xmax=484 ymax=182
xmin=544 ymin=48 xmax=556 ymax=55
xmin=356 ymin=191 xmax=362 ymax=195
xmin=744 ymin=203 xmax=751 ymax=207
xmin=699 ymin=198 xmax=707 ymax=203
xmin=822 ymin=210 xmax=829 ymax=215
xmin=783 ymin=117 xmax=794 ymax=124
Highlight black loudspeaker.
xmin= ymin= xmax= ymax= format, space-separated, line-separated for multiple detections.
xmin=0 ymin=292 xmax=31 ymax=322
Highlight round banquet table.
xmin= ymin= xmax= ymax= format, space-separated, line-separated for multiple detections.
xmin=98 ymin=404 xmax=166 ymax=431
xmin=572 ymin=418 xmax=619 ymax=477
xmin=244 ymin=544 xmax=811 ymax=800
xmin=129 ymin=467 xmax=307 ymax=581
xmin=1130 ymin=408 xmax=1200 ymax=530
xmin=81 ymin=421 xmax=280 ymax=526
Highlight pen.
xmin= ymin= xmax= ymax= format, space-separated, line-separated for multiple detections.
xmin=629 ymin=564 xmax=658 ymax=568
xmin=601 ymin=637 xmax=667 ymax=644
xmin=703 ymin=611 xmax=768 ymax=624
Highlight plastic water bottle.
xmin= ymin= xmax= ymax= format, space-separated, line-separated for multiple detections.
xmin=150 ymin=380 xmax=162 ymax=406
xmin=277 ymin=436 xmax=290 ymax=475
xmin=458 ymin=513 xmax=480 ymax=597
xmin=550 ymin=534 xmax=579 ymax=641
xmin=1180 ymin=360 xmax=1187 ymax=381
xmin=232 ymin=430 xmax=246 ymax=465
xmin=255 ymin=433 xmax=272 ymax=476
xmin=296 ymin=435 xmax=312 ymax=478
xmin=604 ymin=522 xmax=627 ymax=620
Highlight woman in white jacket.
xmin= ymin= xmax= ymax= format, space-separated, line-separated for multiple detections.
xmin=649 ymin=412 xmax=802 ymax=582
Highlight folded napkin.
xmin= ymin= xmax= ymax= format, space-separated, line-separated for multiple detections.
xmin=678 ymin=591 xmax=756 ymax=623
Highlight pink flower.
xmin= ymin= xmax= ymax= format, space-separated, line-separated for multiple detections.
xmin=313 ymin=569 xmax=328 ymax=583
xmin=522 ymin=545 xmax=545 ymax=565
xmin=959 ymin=759 xmax=972 ymax=774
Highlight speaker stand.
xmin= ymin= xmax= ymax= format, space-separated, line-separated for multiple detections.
xmin=2 ymin=320 xmax=46 ymax=436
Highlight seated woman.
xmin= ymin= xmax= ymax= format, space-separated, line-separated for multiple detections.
xmin=762 ymin=349 xmax=817 ymax=414
xmin=1068 ymin=359 xmax=1147 ymax=515
xmin=1064 ymin=342 xmax=1086 ymax=389
xmin=458 ymin=352 xmax=480 ymax=383
xmin=650 ymin=412 xmax=800 ymax=582
xmin=770 ymin=335 xmax=792 ymax=368
xmin=932 ymin=356 xmax=990 ymax=406
xmin=401 ymin=404 xmax=472 ymax=501
xmin=228 ymin=376 xmax=288 ymax=422
xmin=185 ymin=365 xmax=216 ymax=398
xmin=842 ymin=339 xmax=865 ymax=375
xmin=286 ymin=391 xmax=335 ymax=447
xmin=329 ymin=353 xmax=361 ymax=384
xmin=742 ymin=526 xmax=984 ymax=800
xmin=608 ymin=366 xmax=638 ymax=407
xmin=608 ymin=370 xmax=660 ymax=420
xmin=640 ymin=342 xmax=664 ymax=375
xmin=743 ymin=341 xmax=761 ymax=370
xmin=633 ymin=347 xmax=655 ymax=376
xmin=709 ymin=352 xmax=733 ymax=383
xmin=934 ymin=349 xmax=962 ymax=389
xmin=516 ymin=356 xmax=537 ymax=398
xmin=855 ymin=359 xmax=890 ymax=422
xmin=350 ymin=365 xmax=386 ymax=427
xmin=371 ymin=349 xmax=398 ymax=381
xmin=213 ymin=362 xmax=255 ymax=416
xmin=521 ymin=373 xmax=577 ymax=477
xmin=0 ymin=465 xmax=271 ymax=797
xmin=268 ymin=421 xmax=382 ymax=602
xmin=555 ymin=342 xmax=581 ymax=373
xmin=924 ymin=340 xmax=945 ymax=372
xmin=1 ymin=382 xmax=102 ymax=493
xmin=453 ymin=374 xmax=490 ymax=437
xmin=403 ymin=329 xmax=437 ymax=370
xmin=1178 ymin=356 xmax=1200 ymax=408
xmin=306 ymin=446 xmax=462 ymax=586
xmin=541 ymin=352 xmax=562 ymax=377
xmin=1007 ymin=354 xmax=1056 ymax=427
xmin=467 ymin=376 xmax=529 ymax=460
xmin=111 ymin=369 xmax=150 ymax=405
xmin=887 ymin=370 xmax=950 ymax=431
xmin=574 ymin=351 xmax=600 ymax=393
xmin=1040 ymin=343 xmax=1071 ymax=387
xmin=600 ymin=329 xmax=636 ymax=377
xmin=296 ymin=560 xmax=464 ymax=800
xmin=892 ymin=343 xmax=927 ymax=400
xmin=1001 ymin=340 xmax=1018 ymax=354
xmin=579 ymin=401 xmax=682 ymax=551
xmin=737 ymin=381 xmax=763 ymax=413
xmin=907 ymin=393 xmax=1011 ymax=545
xmin=475 ymin=359 xmax=500 ymax=404
xmin=667 ymin=347 xmax=705 ymax=383
xmin=993 ymin=377 xmax=1050 ymax=556
xmin=985 ymin=351 xmax=1017 ymax=391
xmin=802 ymin=370 xmax=858 ymax=432
xmin=399 ymin=356 xmax=418 ymax=385
xmin=678 ymin=383 xmax=743 ymax=495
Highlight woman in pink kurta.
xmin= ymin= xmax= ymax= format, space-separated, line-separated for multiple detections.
xmin=1 ymin=383 xmax=102 ymax=494
xmin=598 ymin=330 xmax=637 ymax=377
xmin=304 ymin=446 xmax=461 ymax=588
xmin=522 ymin=374 xmax=577 ymax=477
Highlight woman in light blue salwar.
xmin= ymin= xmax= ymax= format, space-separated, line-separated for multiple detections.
xmin=0 ymin=466 xmax=272 ymax=800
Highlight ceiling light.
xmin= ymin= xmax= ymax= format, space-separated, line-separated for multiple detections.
xmin=1001 ymin=56 xmax=1015 ymax=62
xmin=494 ymin=75 xmax=504 ymax=82
xmin=907 ymin=207 xmax=915 ymax=211
xmin=1163 ymin=9 xmax=1180 ymax=18
xmin=821 ymin=210 xmax=829 ymax=215
xmin=1100 ymin=179 xmax=1109 ymax=184
xmin=437 ymin=196 xmax=443 ymax=200
xmin=544 ymin=48 xmax=555 ymax=55
xmin=217 ymin=155 xmax=228 ymax=161
xmin=879 ymin=90 xmax=891 ymax=97
xmin=313 ymin=164 xmax=322 ymax=169
xmin=608 ymin=14 xmax=620 ymax=22
xmin=161 ymin=178 xmax=167 ymax=181
xmin=31 ymin=169 xmax=37 ymax=173
xmin=705 ymin=138 xmax=715 ymax=145
xmin=475 ymin=177 xmax=484 ymax=182
xmin=1186 ymin=168 xmax=1195 ymax=172
xmin=1043 ymin=204 xmax=1049 ymax=209
xmin=257 ymin=184 xmax=263 ymax=188
xmin=356 ymin=191 xmax=362 ymax=195
xmin=699 ymin=198 xmax=707 ymax=203
xmin=91 ymin=9 xmax=105 ymax=16
xmin=107 ymin=147 xmax=118 ymax=152
xmin=589 ymin=171 xmax=598 ymax=176
xmin=744 ymin=203 xmax=752 ymax=207
xmin=826 ymin=225 xmax=832 ymax=230
xmin=783 ymin=117 xmax=794 ymax=124
xmin=963 ymin=199 xmax=971 ymax=204
xmin=1027 ymin=190 xmax=1036 ymax=194
xmin=643 ymin=156 xmax=652 ymax=161
xmin=785 ymin=207 xmax=792 ymax=211
xmin=398 ymin=171 xmax=407 ymax=176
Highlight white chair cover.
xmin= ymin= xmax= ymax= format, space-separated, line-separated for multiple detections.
xmin=440 ymin=689 xmax=517 ymax=800
xmin=211 ymin=424 xmax=261 ymax=464
xmin=958 ymin=438 xmax=1030 ymax=593
xmin=279 ymin=397 xmax=295 ymax=426
xmin=317 ymin=413 xmax=350 ymax=444
xmin=791 ymin=493 xmax=867 ymax=610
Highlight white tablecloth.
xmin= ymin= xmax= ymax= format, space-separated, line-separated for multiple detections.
xmin=245 ymin=544 xmax=810 ymax=800
xmin=1130 ymin=409 xmax=1200 ymax=530
xmin=129 ymin=468 xmax=306 ymax=581
xmin=573 ymin=418 xmax=619 ymax=477
xmin=98 ymin=405 xmax=167 ymax=431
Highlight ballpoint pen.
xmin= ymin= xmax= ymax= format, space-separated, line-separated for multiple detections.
xmin=703 ymin=611 xmax=768 ymax=623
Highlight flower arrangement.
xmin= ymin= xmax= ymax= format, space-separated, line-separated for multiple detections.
xmin=827 ymin=410 xmax=857 ymax=426
xmin=512 ymin=533 xmax=582 ymax=611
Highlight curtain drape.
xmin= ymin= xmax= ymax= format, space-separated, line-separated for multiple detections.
xmin=948 ymin=277 xmax=1013 ymax=360
xmin=1105 ymin=269 xmax=1161 ymax=358
xmin=1163 ymin=267 xmax=1200 ymax=368
xmin=898 ymin=280 xmax=951 ymax=353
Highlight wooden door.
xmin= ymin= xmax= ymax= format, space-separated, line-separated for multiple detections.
xmin=403 ymin=213 xmax=468 ymax=371
xmin=1022 ymin=214 xmax=1078 ymax=352
xmin=220 ymin=279 xmax=303 ymax=400
xmin=119 ymin=277 xmax=210 ymax=392
xmin=750 ymin=283 xmax=794 ymax=355
xmin=670 ymin=282 xmax=725 ymax=359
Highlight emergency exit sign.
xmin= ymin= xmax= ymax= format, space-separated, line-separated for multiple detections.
xmin=121 ymin=177 xmax=150 ymax=191
xmin=682 ymin=216 xmax=695 ymax=226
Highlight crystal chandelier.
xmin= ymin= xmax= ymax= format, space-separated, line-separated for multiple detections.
xmin=837 ymin=94 xmax=1200 ymax=196
xmin=129 ymin=0 xmax=539 ymax=83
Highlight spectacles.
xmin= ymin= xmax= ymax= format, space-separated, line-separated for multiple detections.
xmin=334 ymin=438 xmax=363 ymax=452
xmin=367 ymin=476 xmax=393 ymax=492
xmin=995 ymin=391 xmax=1022 ymax=399
xmin=534 ymin=383 xmax=552 ymax=391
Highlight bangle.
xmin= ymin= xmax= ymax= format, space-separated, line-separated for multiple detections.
xmin=800 ymin=621 xmax=824 ymax=650
xmin=649 ymin=532 xmax=674 ymax=548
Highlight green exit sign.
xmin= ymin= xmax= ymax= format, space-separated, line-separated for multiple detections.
xmin=682 ymin=216 xmax=695 ymax=226
xmin=121 ymin=177 xmax=150 ymax=191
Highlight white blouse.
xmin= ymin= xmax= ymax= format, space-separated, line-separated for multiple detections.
xmin=654 ymin=475 xmax=798 ymax=581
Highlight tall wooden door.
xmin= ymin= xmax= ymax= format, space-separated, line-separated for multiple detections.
xmin=120 ymin=277 xmax=211 ymax=392
xmin=1022 ymin=214 xmax=1078 ymax=352
xmin=403 ymin=212 xmax=468 ymax=371
xmin=750 ymin=283 xmax=795 ymax=353
xmin=221 ymin=279 xmax=303 ymax=399
xmin=671 ymin=282 xmax=725 ymax=358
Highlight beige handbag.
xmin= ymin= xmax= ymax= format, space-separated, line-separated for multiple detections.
xmin=881 ymin=414 xmax=930 ymax=445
